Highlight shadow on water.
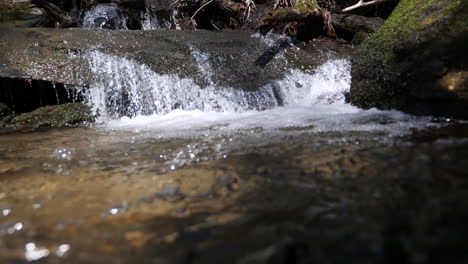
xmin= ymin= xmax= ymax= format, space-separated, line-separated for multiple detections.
xmin=1 ymin=125 xmax=468 ymax=264
xmin=133 ymin=127 xmax=468 ymax=264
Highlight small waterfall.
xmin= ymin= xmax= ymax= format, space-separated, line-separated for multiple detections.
xmin=76 ymin=49 xmax=350 ymax=120
xmin=141 ymin=9 xmax=161 ymax=30
xmin=81 ymin=4 xmax=128 ymax=30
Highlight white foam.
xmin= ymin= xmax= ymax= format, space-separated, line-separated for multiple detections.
xmin=80 ymin=51 xmax=351 ymax=118
xmin=74 ymin=50 xmax=437 ymax=138
xmin=81 ymin=4 xmax=128 ymax=30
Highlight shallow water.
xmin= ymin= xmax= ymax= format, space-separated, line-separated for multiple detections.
xmin=1 ymin=118 xmax=468 ymax=263
xmin=1 ymin=37 xmax=468 ymax=263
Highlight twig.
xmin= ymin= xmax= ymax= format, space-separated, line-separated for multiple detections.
xmin=169 ymin=0 xmax=180 ymax=8
xmin=212 ymin=23 xmax=221 ymax=30
xmin=342 ymin=0 xmax=387 ymax=13
xmin=191 ymin=0 xmax=215 ymax=20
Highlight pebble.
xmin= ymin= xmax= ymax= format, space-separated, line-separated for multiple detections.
xmin=155 ymin=184 xmax=180 ymax=199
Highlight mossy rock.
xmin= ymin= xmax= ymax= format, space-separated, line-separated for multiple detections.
xmin=0 ymin=2 xmax=32 ymax=23
xmin=0 ymin=103 xmax=10 ymax=120
xmin=256 ymin=0 xmax=333 ymax=41
xmin=332 ymin=14 xmax=384 ymax=41
xmin=11 ymin=103 xmax=95 ymax=128
xmin=350 ymin=0 xmax=468 ymax=119
xmin=352 ymin=31 xmax=369 ymax=44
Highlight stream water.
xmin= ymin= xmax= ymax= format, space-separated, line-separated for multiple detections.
xmin=1 ymin=34 xmax=468 ymax=264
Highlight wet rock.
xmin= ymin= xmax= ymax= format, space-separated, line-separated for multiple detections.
xmin=238 ymin=239 xmax=311 ymax=264
xmin=219 ymin=175 xmax=237 ymax=191
xmin=332 ymin=13 xmax=384 ymax=42
xmin=350 ymin=0 xmax=468 ymax=119
xmin=81 ymin=4 xmax=129 ymax=29
xmin=187 ymin=191 xmax=211 ymax=200
xmin=175 ymin=207 xmax=186 ymax=214
xmin=10 ymin=102 xmax=95 ymax=128
xmin=0 ymin=1 xmax=32 ymax=23
xmin=32 ymin=0 xmax=78 ymax=27
xmin=155 ymin=184 xmax=181 ymax=200
xmin=0 ymin=103 xmax=9 ymax=120
xmin=0 ymin=27 xmax=334 ymax=92
xmin=256 ymin=0 xmax=336 ymax=41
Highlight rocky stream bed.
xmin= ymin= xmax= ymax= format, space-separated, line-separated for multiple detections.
xmin=1 ymin=0 xmax=468 ymax=263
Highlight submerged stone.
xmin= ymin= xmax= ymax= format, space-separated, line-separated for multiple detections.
xmin=155 ymin=184 xmax=181 ymax=200
xmin=350 ymin=0 xmax=468 ymax=119
xmin=10 ymin=103 xmax=95 ymax=128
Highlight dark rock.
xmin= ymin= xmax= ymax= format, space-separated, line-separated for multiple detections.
xmin=0 ymin=103 xmax=9 ymax=120
xmin=0 ymin=1 xmax=32 ymax=23
xmin=10 ymin=102 xmax=95 ymax=128
xmin=0 ymin=114 xmax=14 ymax=127
xmin=350 ymin=0 xmax=468 ymax=119
xmin=187 ymin=191 xmax=211 ymax=200
xmin=256 ymin=0 xmax=336 ymax=41
xmin=332 ymin=13 xmax=384 ymax=42
xmin=32 ymin=0 xmax=78 ymax=27
xmin=219 ymin=175 xmax=237 ymax=190
xmin=175 ymin=207 xmax=186 ymax=214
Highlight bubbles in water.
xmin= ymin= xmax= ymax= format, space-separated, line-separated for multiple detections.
xmin=1 ymin=222 xmax=24 ymax=236
xmin=25 ymin=242 xmax=50 ymax=262
xmin=2 ymin=208 xmax=11 ymax=216
xmin=55 ymin=244 xmax=71 ymax=257
xmin=51 ymin=148 xmax=74 ymax=161
xmin=70 ymin=48 xmax=441 ymax=144
xmin=81 ymin=4 xmax=128 ymax=30
xmin=251 ymin=31 xmax=291 ymax=48
xmin=9 ymin=222 xmax=23 ymax=234
xmin=107 ymin=202 xmax=129 ymax=216
xmin=79 ymin=50 xmax=351 ymax=120
xmin=189 ymin=45 xmax=215 ymax=85
xmin=141 ymin=8 xmax=161 ymax=30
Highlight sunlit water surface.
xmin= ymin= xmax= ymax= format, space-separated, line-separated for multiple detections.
xmin=1 ymin=46 xmax=466 ymax=264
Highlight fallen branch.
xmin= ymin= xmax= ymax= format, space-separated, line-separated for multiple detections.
xmin=32 ymin=0 xmax=77 ymax=27
xmin=169 ymin=0 xmax=180 ymax=8
xmin=191 ymin=0 xmax=215 ymax=20
xmin=342 ymin=0 xmax=388 ymax=13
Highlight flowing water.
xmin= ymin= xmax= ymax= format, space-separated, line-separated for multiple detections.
xmin=81 ymin=4 xmax=173 ymax=30
xmin=81 ymin=4 xmax=128 ymax=30
xmin=1 ymin=36 xmax=468 ymax=263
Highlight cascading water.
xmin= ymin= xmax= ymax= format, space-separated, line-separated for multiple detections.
xmin=141 ymin=9 xmax=162 ymax=30
xmin=81 ymin=4 xmax=128 ymax=30
xmin=79 ymin=49 xmax=350 ymax=118
xmin=73 ymin=46 xmax=435 ymax=137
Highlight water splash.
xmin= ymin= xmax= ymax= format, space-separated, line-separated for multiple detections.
xmin=25 ymin=243 xmax=49 ymax=262
xmin=67 ymin=47 xmax=440 ymax=141
xmin=77 ymin=50 xmax=350 ymax=119
xmin=81 ymin=4 xmax=128 ymax=30
xmin=141 ymin=8 xmax=162 ymax=30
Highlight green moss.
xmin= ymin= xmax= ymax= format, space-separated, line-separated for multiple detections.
xmin=0 ymin=2 xmax=31 ymax=23
xmin=352 ymin=31 xmax=369 ymax=44
xmin=11 ymin=103 xmax=96 ymax=128
xmin=293 ymin=0 xmax=319 ymax=10
xmin=363 ymin=0 xmax=465 ymax=56
xmin=350 ymin=0 xmax=468 ymax=118
xmin=257 ymin=0 xmax=322 ymax=38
